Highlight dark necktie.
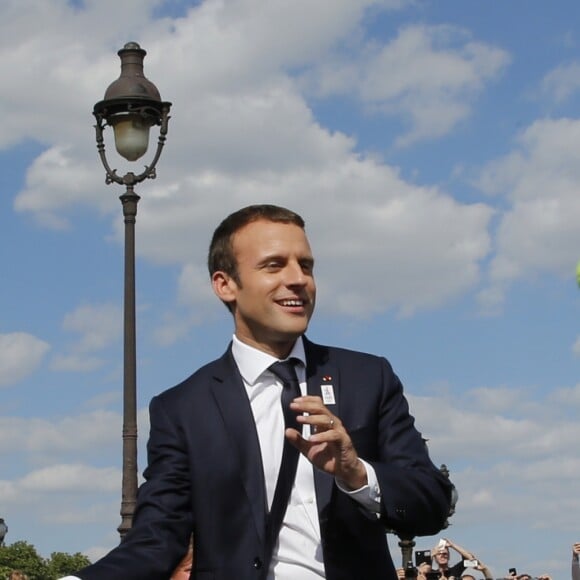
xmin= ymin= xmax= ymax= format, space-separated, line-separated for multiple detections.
xmin=264 ymin=359 xmax=302 ymax=566
xmin=269 ymin=359 xmax=301 ymax=432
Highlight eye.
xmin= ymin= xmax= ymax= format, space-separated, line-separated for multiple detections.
xmin=263 ymin=260 xmax=283 ymax=271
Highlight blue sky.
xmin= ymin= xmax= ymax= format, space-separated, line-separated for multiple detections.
xmin=1 ymin=0 xmax=580 ymax=577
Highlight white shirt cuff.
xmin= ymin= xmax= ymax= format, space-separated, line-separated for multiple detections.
xmin=335 ymin=458 xmax=381 ymax=514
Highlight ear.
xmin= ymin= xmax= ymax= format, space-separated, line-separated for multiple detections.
xmin=211 ymin=271 xmax=238 ymax=305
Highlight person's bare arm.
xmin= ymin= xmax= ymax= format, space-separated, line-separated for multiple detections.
xmin=443 ymin=537 xmax=475 ymax=561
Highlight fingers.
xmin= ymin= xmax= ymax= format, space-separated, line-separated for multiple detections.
xmin=284 ymin=426 xmax=333 ymax=464
xmin=303 ymin=415 xmax=339 ymax=437
xmin=290 ymin=395 xmax=339 ymax=436
xmin=284 ymin=427 xmax=310 ymax=452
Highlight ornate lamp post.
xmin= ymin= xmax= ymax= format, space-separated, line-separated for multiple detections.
xmin=93 ymin=42 xmax=171 ymax=538
xmin=0 ymin=517 xmax=7 ymax=546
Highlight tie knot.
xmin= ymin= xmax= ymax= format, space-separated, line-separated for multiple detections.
xmin=269 ymin=358 xmax=299 ymax=386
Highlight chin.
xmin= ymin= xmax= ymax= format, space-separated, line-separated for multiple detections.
xmin=272 ymin=325 xmax=307 ymax=342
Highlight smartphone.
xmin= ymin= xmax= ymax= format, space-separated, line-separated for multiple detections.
xmin=509 ymin=568 xmax=517 ymax=576
xmin=463 ymin=559 xmax=478 ymax=568
xmin=415 ymin=550 xmax=432 ymax=567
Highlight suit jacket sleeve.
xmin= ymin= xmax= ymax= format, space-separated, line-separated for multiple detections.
xmin=322 ymin=345 xmax=452 ymax=538
xmin=368 ymin=356 xmax=452 ymax=536
xmin=75 ymin=395 xmax=193 ymax=580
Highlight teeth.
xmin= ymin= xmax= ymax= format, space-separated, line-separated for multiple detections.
xmin=281 ymin=299 xmax=303 ymax=306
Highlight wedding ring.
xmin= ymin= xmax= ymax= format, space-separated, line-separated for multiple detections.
xmin=328 ymin=418 xmax=335 ymax=428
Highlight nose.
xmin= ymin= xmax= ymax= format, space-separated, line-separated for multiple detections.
xmin=284 ymin=260 xmax=308 ymax=286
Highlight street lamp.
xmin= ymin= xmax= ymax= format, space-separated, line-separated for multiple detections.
xmin=93 ymin=41 xmax=171 ymax=538
xmin=0 ymin=517 xmax=7 ymax=546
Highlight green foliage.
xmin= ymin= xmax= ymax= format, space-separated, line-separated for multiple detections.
xmin=0 ymin=541 xmax=48 ymax=579
xmin=0 ymin=540 xmax=90 ymax=580
xmin=45 ymin=551 xmax=90 ymax=578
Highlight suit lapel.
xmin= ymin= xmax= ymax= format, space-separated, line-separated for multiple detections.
xmin=210 ymin=347 xmax=267 ymax=543
xmin=304 ymin=339 xmax=339 ymax=518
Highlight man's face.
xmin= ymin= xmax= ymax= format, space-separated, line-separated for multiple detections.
xmin=434 ymin=547 xmax=450 ymax=566
xmin=213 ymin=219 xmax=316 ymax=357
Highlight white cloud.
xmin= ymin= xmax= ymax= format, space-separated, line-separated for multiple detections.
xmin=303 ymin=24 xmax=510 ymax=146
xmin=0 ymin=332 xmax=50 ymax=387
xmin=0 ymin=411 xmax=120 ymax=455
xmin=61 ymin=303 xmax=122 ymax=352
xmin=477 ymin=117 xmax=580 ymax=310
xmin=21 ymin=464 xmax=120 ymax=493
xmin=551 ymin=382 xmax=580 ymax=405
xmin=49 ymin=303 xmax=122 ymax=372
xmin=13 ymin=146 xmax=104 ymax=230
xmin=50 ymin=353 xmax=106 ymax=372
xmin=411 ymin=383 xmax=580 ymax=465
xmin=0 ymin=464 xmax=120 ymax=505
xmin=406 ymin=382 xmax=580 ymax=543
xmin=541 ymin=61 xmax=580 ymax=103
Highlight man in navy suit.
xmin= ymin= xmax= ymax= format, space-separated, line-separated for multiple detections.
xmin=68 ymin=204 xmax=452 ymax=580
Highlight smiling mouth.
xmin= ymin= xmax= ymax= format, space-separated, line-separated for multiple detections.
xmin=278 ymin=299 xmax=307 ymax=307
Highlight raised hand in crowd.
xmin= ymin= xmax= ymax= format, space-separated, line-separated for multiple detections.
xmin=572 ymin=541 xmax=580 ymax=580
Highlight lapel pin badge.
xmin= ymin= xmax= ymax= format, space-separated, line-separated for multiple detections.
xmin=321 ymin=379 xmax=336 ymax=405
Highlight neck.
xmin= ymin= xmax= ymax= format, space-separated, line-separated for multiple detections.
xmin=234 ymin=333 xmax=300 ymax=359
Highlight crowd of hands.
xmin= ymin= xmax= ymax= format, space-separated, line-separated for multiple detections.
xmin=395 ymin=538 xmax=580 ymax=580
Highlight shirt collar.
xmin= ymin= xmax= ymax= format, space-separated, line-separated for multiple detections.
xmin=232 ymin=334 xmax=306 ymax=386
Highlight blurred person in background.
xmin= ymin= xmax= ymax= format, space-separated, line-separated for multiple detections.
xmin=417 ymin=561 xmax=433 ymax=579
xmin=432 ymin=538 xmax=492 ymax=579
xmin=395 ymin=562 xmax=432 ymax=579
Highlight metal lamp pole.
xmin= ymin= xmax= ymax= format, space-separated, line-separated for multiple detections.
xmin=93 ymin=42 xmax=171 ymax=539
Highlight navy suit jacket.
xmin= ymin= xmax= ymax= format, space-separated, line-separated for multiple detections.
xmin=78 ymin=338 xmax=452 ymax=580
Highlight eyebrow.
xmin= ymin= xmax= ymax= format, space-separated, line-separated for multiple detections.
xmin=256 ymin=253 xmax=314 ymax=266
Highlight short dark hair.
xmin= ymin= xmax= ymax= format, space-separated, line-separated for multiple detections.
xmin=207 ymin=204 xmax=305 ymax=283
